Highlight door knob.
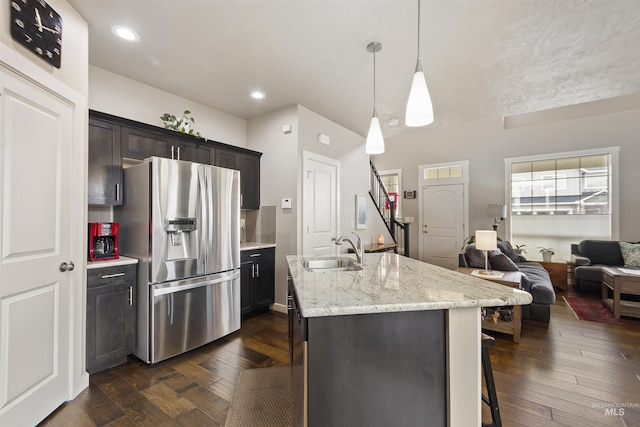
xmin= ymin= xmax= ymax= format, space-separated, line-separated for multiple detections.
xmin=59 ymin=261 xmax=74 ymax=272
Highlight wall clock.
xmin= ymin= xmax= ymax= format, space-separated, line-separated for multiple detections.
xmin=10 ymin=0 xmax=63 ymax=68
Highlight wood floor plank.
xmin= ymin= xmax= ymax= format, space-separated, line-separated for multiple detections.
xmin=39 ymin=286 xmax=640 ymax=427
xmin=139 ymin=382 xmax=197 ymax=419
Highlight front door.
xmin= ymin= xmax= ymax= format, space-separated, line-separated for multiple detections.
xmin=302 ymin=151 xmax=340 ymax=257
xmin=0 ymin=66 xmax=74 ymax=425
xmin=421 ymin=184 xmax=464 ymax=269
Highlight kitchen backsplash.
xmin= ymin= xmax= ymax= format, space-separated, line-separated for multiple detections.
xmin=242 ymin=206 xmax=276 ymax=244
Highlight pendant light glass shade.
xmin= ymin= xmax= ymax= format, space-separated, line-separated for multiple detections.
xmin=365 ymin=41 xmax=384 ymax=154
xmin=366 ymin=113 xmax=385 ymax=154
xmin=405 ymin=61 xmax=434 ymax=127
xmin=405 ymin=0 xmax=434 ymax=127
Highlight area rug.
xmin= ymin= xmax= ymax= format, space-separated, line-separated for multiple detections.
xmin=563 ymin=295 xmax=640 ymax=329
xmin=225 ymin=366 xmax=294 ymax=427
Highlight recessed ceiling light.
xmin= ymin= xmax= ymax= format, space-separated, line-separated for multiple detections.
xmin=250 ymin=91 xmax=265 ymax=100
xmin=111 ymin=25 xmax=140 ymax=42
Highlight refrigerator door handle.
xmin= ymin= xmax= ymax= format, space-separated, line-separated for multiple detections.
xmin=198 ymin=165 xmax=208 ymax=274
xmin=152 ymin=271 xmax=240 ymax=297
xmin=168 ymin=293 xmax=174 ymax=325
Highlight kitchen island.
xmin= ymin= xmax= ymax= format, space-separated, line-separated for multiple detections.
xmin=286 ymin=252 xmax=532 ymax=427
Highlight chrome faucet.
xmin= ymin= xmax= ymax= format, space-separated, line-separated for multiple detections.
xmin=332 ymin=232 xmax=364 ymax=265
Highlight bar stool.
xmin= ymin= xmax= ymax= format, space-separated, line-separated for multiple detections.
xmin=482 ymin=333 xmax=502 ymax=427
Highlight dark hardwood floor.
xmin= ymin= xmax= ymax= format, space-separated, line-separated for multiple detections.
xmin=40 ymin=288 xmax=640 ymax=427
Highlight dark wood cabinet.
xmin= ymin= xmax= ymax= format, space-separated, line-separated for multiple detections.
xmin=86 ymin=264 xmax=136 ymax=374
xmin=88 ymin=110 xmax=258 ymax=206
xmin=121 ymin=126 xmax=171 ymax=160
xmin=214 ymin=147 xmax=261 ymax=209
xmin=240 ymin=247 xmax=275 ymax=317
xmin=88 ymin=118 xmax=122 ymax=205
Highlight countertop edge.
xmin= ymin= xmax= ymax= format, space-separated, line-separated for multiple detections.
xmin=87 ymin=256 xmax=139 ymax=269
xmin=241 ymin=242 xmax=277 ymax=251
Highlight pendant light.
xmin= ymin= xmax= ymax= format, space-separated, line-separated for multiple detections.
xmin=366 ymin=41 xmax=384 ymax=154
xmin=405 ymin=0 xmax=434 ymax=127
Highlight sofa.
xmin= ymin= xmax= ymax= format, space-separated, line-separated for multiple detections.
xmin=459 ymin=241 xmax=556 ymax=325
xmin=571 ymin=239 xmax=640 ymax=294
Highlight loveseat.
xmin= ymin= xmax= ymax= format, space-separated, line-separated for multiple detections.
xmin=459 ymin=241 xmax=556 ymax=325
xmin=571 ymin=239 xmax=640 ymax=293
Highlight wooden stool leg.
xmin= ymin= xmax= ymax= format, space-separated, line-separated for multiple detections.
xmin=482 ymin=338 xmax=502 ymax=427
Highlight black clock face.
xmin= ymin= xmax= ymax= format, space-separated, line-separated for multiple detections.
xmin=10 ymin=0 xmax=63 ymax=68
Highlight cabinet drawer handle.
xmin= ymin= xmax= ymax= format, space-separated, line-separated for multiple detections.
xmin=177 ymin=146 xmax=181 ymax=160
xmin=171 ymin=146 xmax=175 ymax=159
xmin=101 ymin=273 xmax=125 ymax=279
xmin=250 ymin=254 xmax=261 ymax=257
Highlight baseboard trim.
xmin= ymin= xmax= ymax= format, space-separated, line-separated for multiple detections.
xmin=270 ymin=302 xmax=287 ymax=314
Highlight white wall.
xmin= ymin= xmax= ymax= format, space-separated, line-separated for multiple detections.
xmin=247 ymin=104 xmax=391 ymax=310
xmin=373 ymin=95 xmax=640 ymax=260
xmin=0 ymin=1 xmax=88 ymax=96
xmin=89 ymin=66 xmax=246 ymax=147
xmin=247 ymin=105 xmax=299 ymax=311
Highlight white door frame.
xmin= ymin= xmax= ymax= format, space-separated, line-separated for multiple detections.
xmin=418 ymin=161 xmax=469 ymax=262
xmin=299 ymin=150 xmax=340 ymax=256
xmin=0 ymin=44 xmax=88 ymax=420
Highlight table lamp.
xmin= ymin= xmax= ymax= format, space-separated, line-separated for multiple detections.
xmin=475 ymin=230 xmax=497 ymax=276
xmin=487 ymin=203 xmax=507 ymax=232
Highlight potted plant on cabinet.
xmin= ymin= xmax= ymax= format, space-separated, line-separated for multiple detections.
xmin=538 ymin=247 xmax=555 ymax=262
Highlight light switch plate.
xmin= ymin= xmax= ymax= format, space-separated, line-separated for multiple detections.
xmin=281 ymin=197 xmax=292 ymax=209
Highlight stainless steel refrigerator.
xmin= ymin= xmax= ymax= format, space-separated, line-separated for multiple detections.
xmin=116 ymin=156 xmax=240 ymax=363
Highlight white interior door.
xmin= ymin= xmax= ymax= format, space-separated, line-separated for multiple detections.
xmin=421 ymin=184 xmax=464 ymax=268
xmin=0 ymin=66 xmax=74 ymax=425
xmin=302 ymin=152 xmax=340 ymax=257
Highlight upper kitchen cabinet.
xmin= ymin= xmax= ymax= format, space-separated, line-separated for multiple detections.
xmin=121 ymin=126 xmax=171 ymax=160
xmin=121 ymin=125 xmax=214 ymax=164
xmin=214 ymin=146 xmax=261 ymax=209
xmin=88 ymin=117 xmax=123 ymax=205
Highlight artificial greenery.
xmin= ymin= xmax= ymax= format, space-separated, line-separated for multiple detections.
xmin=514 ymin=244 xmax=527 ymax=254
xmin=537 ymin=247 xmax=555 ymax=255
xmin=160 ymin=110 xmax=203 ymax=138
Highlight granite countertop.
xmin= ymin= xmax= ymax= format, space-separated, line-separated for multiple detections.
xmin=286 ymin=253 xmax=532 ymax=318
xmin=241 ymin=242 xmax=277 ymax=251
xmin=87 ymin=256 xmax=139 ymax=269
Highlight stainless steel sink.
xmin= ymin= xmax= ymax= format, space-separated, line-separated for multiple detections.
xmin=301 ymin=256 xmax=363 ymax=272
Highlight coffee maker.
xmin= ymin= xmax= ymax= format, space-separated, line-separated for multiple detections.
xmin=88 ymin=222 xmax=119 ymax=261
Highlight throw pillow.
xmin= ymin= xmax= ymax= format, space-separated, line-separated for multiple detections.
xmin=488 ymin=252 xmax=520 ymax=272
xmin=619 ymin=242 xmax=640 ymax=268
xmin=465 ymin=244 xmax=486 ymax=268
xmin=498 ymin=241 xmax=521 ymax=264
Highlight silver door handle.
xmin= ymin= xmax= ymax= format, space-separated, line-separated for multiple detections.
xmin=177 ymin=146 xmax=181 ymax=160
xmin=240 ymin=194 xmax=243 ymax=207
xmin=115 ymin=183 xmax=120 ymax=201
xmin=128 ymin=286 xmax=133 ymax=305
xmin=59 ymin=262 xmax=68 ymax=272
xmin=256 ymin=264 xmax=259 ymax=277
xmin=101 ymin=273 xmax=125 ymax=279
xmin=251 ymin=264 xmax=255 ymax=278
xmin=67 ymin=261 xmax=75 ymax=271
xmin=171 ymin=146 xmax=175 ymax=159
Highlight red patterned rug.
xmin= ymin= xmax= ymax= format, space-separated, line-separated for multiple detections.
xmin=563 ymin=296 xmax=640 ymax=328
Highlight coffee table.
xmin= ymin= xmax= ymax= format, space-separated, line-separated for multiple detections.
xmin=456 ymin=267 xmax=524 ymax=343
xmin=601 ymin=267 xmax=640 ymax=319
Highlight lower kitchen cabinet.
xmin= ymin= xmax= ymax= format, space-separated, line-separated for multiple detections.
xmin=241 ymin=247 xmax=275 ymax=317
xmin=86 ymin=264 xmax=136 ymax=374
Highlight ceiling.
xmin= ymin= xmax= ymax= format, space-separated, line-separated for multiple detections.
xmin=67 ymin=0 xmax=640 ymax=139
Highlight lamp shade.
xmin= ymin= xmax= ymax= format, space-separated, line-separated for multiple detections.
xmin=487 ymin=204 xmax=507 ymax=219
xmin=475 ymin=230 xmax=497 ymax=251
xmin=405 ymin=68 xmax=434 ymax=127
xmin=365 ymin=116 xmax=385 ymax=154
